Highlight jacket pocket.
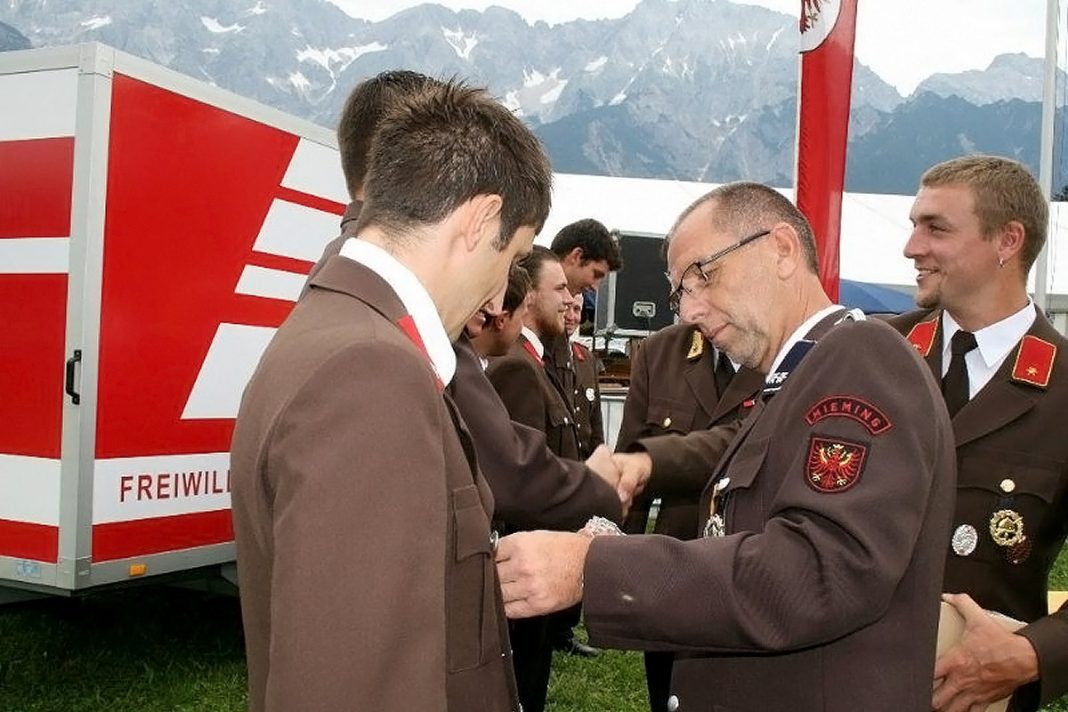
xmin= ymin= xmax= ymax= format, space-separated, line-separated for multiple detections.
xmin=646 ymin=397 xmax=697 ymax=435
xmin=954 ymin=453 xmax=1064 ymax=562
xmin=447 ymin=484 xmax=496 ymax=672
xmin=718 ymin=434 xmax=770 ymax=533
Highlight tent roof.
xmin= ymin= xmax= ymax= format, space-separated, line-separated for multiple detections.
xmin=538 ymin=173 xmax=1068 ymax=295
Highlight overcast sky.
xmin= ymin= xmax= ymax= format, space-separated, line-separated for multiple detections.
xmin=326 ymin=0 xmax=1063 ymax=96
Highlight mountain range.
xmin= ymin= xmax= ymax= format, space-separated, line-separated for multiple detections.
xmin=1 ymin=0 xmax=1064 ymax=193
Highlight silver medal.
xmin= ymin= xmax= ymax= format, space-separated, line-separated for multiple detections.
xmin=951 ymin=524 xmax=978 ymax=556
xmin=703 ymin=513 xmax=725 ymax=538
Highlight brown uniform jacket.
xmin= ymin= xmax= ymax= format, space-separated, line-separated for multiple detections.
xmin=570 ymin=341 xmax=605 ymax=454
xmin=583 ymin=316 xmax=956 ymax=711
xmin=617 ymin=323 xmax=764 ymax=538
xmin=449 ymin=335 xmax=621 ymax=530
xmin=891 ymin=307 xmax=1068 ymax=710
xmin=544 ymin=335 xmax=604 ymax=458
xmin=298 ymin=200 xmax=362 ymax=298
xmin=231 ymin=255 xmax=515 ymax=712
xmin=487 ymin=334 xmax=582 ymax=462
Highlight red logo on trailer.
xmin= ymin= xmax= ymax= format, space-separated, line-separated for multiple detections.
xmin=0 ymin=136 xmax=74 ymax=563
xmin=88 ymin=76 xmax=343 ymax=561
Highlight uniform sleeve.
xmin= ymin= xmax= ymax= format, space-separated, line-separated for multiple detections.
xmin=584 ymin=321 xmax=954 ymax=653
xmin=263 ymin=343 xmax=448 ymax=711
xmin=637 ymin=423 xmax=742 ymax=498
xmin=1017 ymin=602 xmax=1068 ymax=705
xmin=618 ymin=341 xmax=737 ymax=499
xmin=455 ymin=343 xmax=621 ymax=529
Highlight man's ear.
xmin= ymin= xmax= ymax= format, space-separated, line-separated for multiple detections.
xmin=769 ymin=222 xmax=802 ymax=278
xmin=564 ymin=246 xmax=584 ymax=265
xmin=492 ymin=312 xmax=509 ymax=331
xmin=460 ymin=194 xmax=504 ymax=251
xmin=996 ymin=220 xmax=1026 ymax=265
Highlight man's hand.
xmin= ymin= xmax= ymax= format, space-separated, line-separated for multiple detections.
xmin=932 ymin=592 xmax=1039 ymax=712
xmin=586 ymin=444 xmax=621 ymax=491
xmin=496 ymin=531 xmax=591 ymax=619
xmin=610 ymin=452 xmax=653 ymax=514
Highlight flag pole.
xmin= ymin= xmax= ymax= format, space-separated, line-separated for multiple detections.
xmin=1036 ymin=0 xmax=1058 ymax=315
xmin=794 ymin=0 xmax=858 ymax=303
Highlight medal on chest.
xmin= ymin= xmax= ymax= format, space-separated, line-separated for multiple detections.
xmin=703 ymin=477 xmax=731 ymax=538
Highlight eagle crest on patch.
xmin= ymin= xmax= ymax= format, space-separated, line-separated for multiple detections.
xmin=806 ymin=436 xmax=867 ymax=493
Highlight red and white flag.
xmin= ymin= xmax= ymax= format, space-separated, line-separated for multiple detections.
xmin=795 ymin=0 xmax=858 ymax=302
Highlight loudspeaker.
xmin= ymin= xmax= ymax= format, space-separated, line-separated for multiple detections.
xmin=594 ymin=232 xmax=674 ymax=336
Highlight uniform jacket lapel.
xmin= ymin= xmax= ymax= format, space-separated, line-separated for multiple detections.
xmin=710 ymin=398 xmax=767 ymax=481
xmin=709 ymin=367 xmax=764 ymax=423
xmin=952 ymin=307 xmax=1052 ymax=447
xmin=683 ymin=347 xmax=718 ymax=424
xmin=710 ymin=308 xmax=849 ymax=478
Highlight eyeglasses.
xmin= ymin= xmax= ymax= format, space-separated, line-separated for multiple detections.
xmin=666 ymin=228 xmax=771 ymax=314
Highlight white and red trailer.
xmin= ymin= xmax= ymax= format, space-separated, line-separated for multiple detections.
xmin=0 ymin=43 xmax=348 ymax=598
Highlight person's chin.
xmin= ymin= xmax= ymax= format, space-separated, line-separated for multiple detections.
xmin=914 ymin=288 xmax=939 ymax=310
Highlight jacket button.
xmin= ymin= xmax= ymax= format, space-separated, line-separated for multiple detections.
xmin=662 ymin=417 xmax=672 ymax=428
xmin=666 ymin=694 xmax=680 ymax=711
xmin=1000 ymin=478 xmax=1016 ymax=493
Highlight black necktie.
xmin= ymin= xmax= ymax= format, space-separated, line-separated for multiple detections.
xmin=714 ymin=354 xmax=735 ymax=395
xmin=942 ymin=330 xmax=977 ymax=417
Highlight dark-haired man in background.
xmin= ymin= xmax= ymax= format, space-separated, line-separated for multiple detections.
xmin=303 ymin=70 xmax=442 ymax=291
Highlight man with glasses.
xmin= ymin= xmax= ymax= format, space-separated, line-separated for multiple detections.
xmin=496 ymin=181 xmax=956 ymax=710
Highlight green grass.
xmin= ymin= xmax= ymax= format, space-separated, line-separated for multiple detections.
xmin=0 ymin=587 xmax=247 ymax=711
xmin=1 ymin=547 xmax=1067 ymax=711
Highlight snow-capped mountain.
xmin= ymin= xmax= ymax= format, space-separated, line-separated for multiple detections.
xmin=0 ymin=0 xmax=1057 ymax=190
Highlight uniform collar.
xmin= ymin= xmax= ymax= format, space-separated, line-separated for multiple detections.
xmin=339 ymin=237 xmax=456 ymax=385
xmin=941 ymin=300 xmax=1035 ymax=371
xmin=767 ymin=304 xmax=843 ymax=378
xmin=521 ymin=326 xmax=545 ymax=358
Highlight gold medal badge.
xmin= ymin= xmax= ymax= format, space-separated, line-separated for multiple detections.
xmin=687 ymin=330 xmax=704 ymax=360
xmin=988 ymin=509 xmax=1025 ymax=548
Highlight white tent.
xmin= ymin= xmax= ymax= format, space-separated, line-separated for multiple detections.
xmin=539 ymin=173 xmax=1068 ymax=304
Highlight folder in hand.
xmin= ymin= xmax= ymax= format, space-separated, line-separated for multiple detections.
xmin=935 ymin=601 xmax=1025 ymax=712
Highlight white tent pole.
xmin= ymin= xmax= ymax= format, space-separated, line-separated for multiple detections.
xmin=1036 ymin=0 xmax=1058 ymax=314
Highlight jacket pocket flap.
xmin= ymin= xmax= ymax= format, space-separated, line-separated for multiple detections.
xmin=453 ymin=485 xmax=493 ymax=561
xmin=720 ymin=435 xmax=769 ymax=491
xmin=645 ymin=397 xmax=697 ymax=433
xmin=959 ymin=455 xmax=1062 ymax=503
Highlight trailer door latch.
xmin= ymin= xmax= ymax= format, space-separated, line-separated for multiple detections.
xmin=65 ymin=349 xmax=81 ymax=405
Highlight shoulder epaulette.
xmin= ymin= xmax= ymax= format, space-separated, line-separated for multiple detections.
xmin=905 ymin=316 xmax=939 ymax=357
xmin=687 ymin=329 xmax=704 ymax=361
xmin=1011 ymin=335 xmax=1056 ymax=388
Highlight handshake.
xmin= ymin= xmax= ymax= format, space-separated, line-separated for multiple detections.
xmin=583 ymin=445 xmax=653 ymax=519
xmin=494 ymin=447 xmax=652 ymax=620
